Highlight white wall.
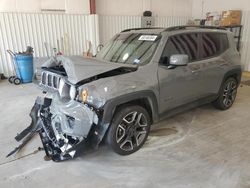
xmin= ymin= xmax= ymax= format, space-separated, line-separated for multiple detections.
xmin=0 ymin=13 xmax=99 ymax=76
xmin=151 ymin=0 xmax=192 ymax=17
xmin=65 ymin=0 xmax=90 ymax=14
xmin=0 ymin=0 xmax=90 ymax=14
xmin=96 ymin=0 xmax=192 ymax=17
xmin=96 ymin=0 xmax=145 ymax=16
xmin=192 ymin=0 xmax=250 ymax=19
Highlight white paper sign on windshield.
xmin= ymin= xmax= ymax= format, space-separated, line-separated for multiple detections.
xmin=138 ymin=35 xmax=158 ymax=41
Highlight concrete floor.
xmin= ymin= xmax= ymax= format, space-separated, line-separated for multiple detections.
xmin=1 ymin=80 xmax=250 ymax=188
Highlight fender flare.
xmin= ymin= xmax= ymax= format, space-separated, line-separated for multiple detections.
xmin=222 ymin=67 xmax=242 ymax=86
xmin=101 ymin=90 xmax=159 ymax=126
xmin=89 ymin=90 xmax=159 ymax=148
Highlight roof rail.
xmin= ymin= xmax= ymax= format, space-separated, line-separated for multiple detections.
xmin=165 ymin=25 xmax=227 ymax=32
xmin=121 ymin=27 xmax=164 ymax=33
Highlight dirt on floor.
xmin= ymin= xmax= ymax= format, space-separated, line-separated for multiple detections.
xmin=1 ymin=80 xmax=250 ymax=188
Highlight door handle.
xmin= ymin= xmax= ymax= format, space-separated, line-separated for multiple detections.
xmin=220 ymin=63 xmax=229 ymax=67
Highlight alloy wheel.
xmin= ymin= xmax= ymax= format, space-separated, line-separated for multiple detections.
xmin=223 ymin=80 xmax=237 ymax=108
xmin=115 ymin=111 xmax=148 ymax=151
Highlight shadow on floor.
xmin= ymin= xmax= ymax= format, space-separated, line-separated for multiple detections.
xmin=150 ymin=127 xmax=178 ymax=137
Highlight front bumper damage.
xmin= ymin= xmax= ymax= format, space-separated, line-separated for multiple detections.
xmin=7 ymin=96 xmax=106 ymax=162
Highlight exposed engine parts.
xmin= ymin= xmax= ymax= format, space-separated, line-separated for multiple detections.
xmin=7 ymin=95 xmax=102 ymax=161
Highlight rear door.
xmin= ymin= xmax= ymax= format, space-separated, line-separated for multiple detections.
xmin=195 ymin=32 xmax=230 ymax=98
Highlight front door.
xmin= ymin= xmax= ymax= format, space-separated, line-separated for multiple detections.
xmin=158 ymin=33 xmax=202 ymax=114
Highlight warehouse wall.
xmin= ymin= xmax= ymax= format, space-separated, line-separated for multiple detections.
xmin=192 ymin=0 xmax=250 ymax=18
xmin=97 ymin=0 xmax=192 ymax=44
xmin=96 ymin=0 xmax=192 ymax=17
xmin=99 ymin=15 xmax=190 ymax=44
xmin=0 ymin=0 xmax=90 ymax=14
xmin=0 ymin=13 xmax=99 ymax=76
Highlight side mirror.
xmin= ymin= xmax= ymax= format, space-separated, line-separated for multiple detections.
xmin=169 ymin=54 xmax=189 ymax=66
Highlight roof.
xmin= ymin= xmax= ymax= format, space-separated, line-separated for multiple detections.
xmin=121 ymin=27 xmax=165 ymax=34
xmin=121 ymin=25 xmax=229 ymax=35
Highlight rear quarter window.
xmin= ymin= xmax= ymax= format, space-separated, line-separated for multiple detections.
xmin=201 ymin=33 xmax=229 ymax=59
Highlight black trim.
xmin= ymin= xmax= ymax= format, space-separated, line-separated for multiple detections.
xmin=101 ymin=90 xmax=159 ymax=125
xmin=159 ymin=95 xmax=218 ymax=121
xmin=222 ymin=67 xmax=242 ymax=87
xmin=121 ymin=27 xmax=164 ymax=33
xmin=165 ymin=25 xmax=227 ymax=32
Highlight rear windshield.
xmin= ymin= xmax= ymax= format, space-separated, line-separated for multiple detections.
xmin=96 ymin=33 xmax=160 ymax=65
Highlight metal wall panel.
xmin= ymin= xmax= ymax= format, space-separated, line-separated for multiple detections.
xmin=99 ymin=15 xmax=141 ymax=44
xmin=98 ymin=15 xmax=190 ymax=44
xmin=0 ymin=13 xmax=99 ymax=76
xmin=155 ymin=16 xmax=190 ymax=27
xmin=241 ymin=11 xmax=250 ymax=71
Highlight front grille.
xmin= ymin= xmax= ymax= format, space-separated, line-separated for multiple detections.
xmin=41 ymin=71 xmax=61 ymax=90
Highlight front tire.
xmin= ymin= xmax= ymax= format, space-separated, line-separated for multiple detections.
xmin=213 ymin=77 xmax=238 ymax=110
xmin=107 ymin=105 xmax=151 ymax=155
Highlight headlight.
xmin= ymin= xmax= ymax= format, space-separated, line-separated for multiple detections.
xmin=58 ymin=79 xmax=76 ymax=101
xmin=81 ymin=89 xmax=88 ymax=103
xmin=79 ymin=87 xmax=104 ymax=108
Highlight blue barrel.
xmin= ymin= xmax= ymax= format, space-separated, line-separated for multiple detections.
xmin=15 ymin=54 xmax=33 ymax=83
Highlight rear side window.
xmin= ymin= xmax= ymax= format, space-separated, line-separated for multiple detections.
xmin=161 ymin=33 xmax=199 ymax=64
xmin=201 ymin=33 xmax=229 ymax=59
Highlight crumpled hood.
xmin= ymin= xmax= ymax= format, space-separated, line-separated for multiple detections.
xmin=42 ymin=56 xmax=137 ymax=85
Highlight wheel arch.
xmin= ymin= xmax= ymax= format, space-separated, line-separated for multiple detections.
xmin=101 ymin=90 xmax=159 ymax=126
xmin=222 ymin=67 xmax=242 ymax=86
xmin=89 ymin=91 xmax=159 ymax=148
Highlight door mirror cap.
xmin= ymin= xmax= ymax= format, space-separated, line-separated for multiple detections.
xmin=170 ymin=54 xmax=189 ymax=66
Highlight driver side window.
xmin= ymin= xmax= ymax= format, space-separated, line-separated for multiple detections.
xmin=161 ymin=33 xmax=199 ymax=65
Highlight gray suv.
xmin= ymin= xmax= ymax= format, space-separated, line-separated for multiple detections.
xmin=9 ymin=26 xmax=242 ymax=161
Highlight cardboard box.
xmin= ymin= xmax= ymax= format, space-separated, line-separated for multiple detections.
xmin=222 ymin=10 xmax=241 ymax=18
xmin=221 ymin=18 xmax=241 ymax=26
xmin=220 ymin=10 xmax=242 ymax=26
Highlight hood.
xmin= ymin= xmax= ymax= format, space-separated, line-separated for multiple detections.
xmin=41 ymin=56 xmax=138 ymax=85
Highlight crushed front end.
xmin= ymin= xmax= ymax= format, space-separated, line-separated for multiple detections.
xmin=8 ymin=57 xmax=107 ymax=161
xmin=37 ymin=69 xmax=101 ymax=161
xmin=38 ymin=94 xmax=99 ymax=161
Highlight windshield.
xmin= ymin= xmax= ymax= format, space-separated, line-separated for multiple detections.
xmin=96 ymin=33 xmax=160 ymax=65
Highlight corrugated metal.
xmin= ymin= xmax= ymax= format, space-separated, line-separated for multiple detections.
xmin=241 ymin=11 xmax=250 ymax=71
xmin=155 ymin=16 xmax=190 ymax=27
xmin=98 ymin=15 xmax=190 ymax=44
xmin=99 ymin=15 xmax=141 ymax=44
xmin=0 ymin=13 xmax=99 ymax=76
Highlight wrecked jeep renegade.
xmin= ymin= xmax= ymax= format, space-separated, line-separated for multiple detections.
xmin=9 ymin=26 xmax=242 ymax=161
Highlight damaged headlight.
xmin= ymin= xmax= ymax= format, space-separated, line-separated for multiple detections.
xmin=81 ymin=89 xmax=88 ymax=103
xmin=58 ymin=79 xmax=76 ymax=101
xmin=78 ymin=87 xmax=105 ymax=108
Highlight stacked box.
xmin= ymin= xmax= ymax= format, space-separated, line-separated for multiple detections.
xmin=221 ymin=10 xmax=242 ymax=26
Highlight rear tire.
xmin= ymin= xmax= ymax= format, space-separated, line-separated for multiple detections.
xmin=107 ymin=105 xmax=151 ymax=155
xmin=213 ymin=77 xmax=238 ymax=110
